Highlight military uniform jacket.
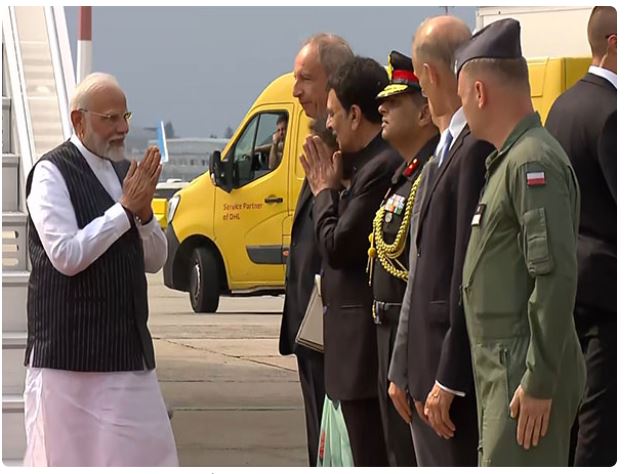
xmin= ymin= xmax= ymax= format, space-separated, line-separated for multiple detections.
xmin=313 ymin=134 xmax=402 ymax=401
xmin=372 ymin=135 xmax=438 ymax=304
xmin=462 ymin=113 xmax=586 ymax=448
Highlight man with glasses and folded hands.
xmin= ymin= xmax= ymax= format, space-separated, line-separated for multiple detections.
xmin=23 ymin=72 xmax=178 ymax=466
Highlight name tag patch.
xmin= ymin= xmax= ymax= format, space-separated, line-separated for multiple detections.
xmin=472 ymin=204 xmax=486 ymax=226
xmin=527 ymin=171 xmax=546 ymax=187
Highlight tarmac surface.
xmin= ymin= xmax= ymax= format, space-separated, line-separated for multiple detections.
xmin=146 ymin=272 xmax=308 ymax=467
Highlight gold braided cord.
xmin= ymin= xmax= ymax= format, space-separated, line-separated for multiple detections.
xmin=367 ymin=170 xmax=424 ymax=283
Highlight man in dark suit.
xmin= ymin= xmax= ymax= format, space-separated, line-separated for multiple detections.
xmin=402 ymin=16 xmax=493 ymax=466
xmin=545 ymin=6 xmax=617 ymax=467
xmin=280 ymin=33 xmax=353 ymax=466
xmin=301 ymin=56 xmax=402 ymax=466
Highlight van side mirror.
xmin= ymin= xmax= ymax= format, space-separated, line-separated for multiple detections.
xmin=209 ymin=150 xmax=233 ymax=192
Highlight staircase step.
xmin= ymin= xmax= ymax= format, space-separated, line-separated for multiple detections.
xmin=2 ymin=271 xmax=29 ymax=333
xmin=3 ymin=335 xmax=27 ymax=396
xmin=3 ymin=395 xmax=25 ymax=412
xmin=1 ymin=152 xmax=19 ymax=163
xmin=2 ymin=153 xmax=20 ymax=212
xmin=2 ymin=212 xmax=28 ymax=272
xmin=2 ymin=399 xmax=26 ymax=463
xmin=3 ymin=332 xmax=27 ymax=348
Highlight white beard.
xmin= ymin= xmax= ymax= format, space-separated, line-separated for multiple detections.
xmin=106 ymin=145 xmax=127 ymax=162
xmin=84 ymin=120 xmax=127 ymax=162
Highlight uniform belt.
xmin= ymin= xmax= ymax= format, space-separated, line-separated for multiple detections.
xmin=372 ymin=300 xmax=402 ymax=326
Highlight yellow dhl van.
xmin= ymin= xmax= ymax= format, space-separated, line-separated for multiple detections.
xmin=163 ymin=73 xmax=309 ymax=312
xmin=163 ymin=57 xmax=590 ymax=313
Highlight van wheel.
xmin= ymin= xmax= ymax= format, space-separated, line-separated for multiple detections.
xmin=189 ymin=247 xmax=220 ymax=313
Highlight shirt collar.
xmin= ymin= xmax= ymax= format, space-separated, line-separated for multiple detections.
xmin=70 ymin=134 xmax=112 ymax=171
xmin=588 ymin=65 xmax=617 ymax=90
xmin=392 ymin=134 xmax=440 ymax=184
xmin=448 ymin=107 xmax=467 ymax=145
xmin=435 ymin=107 xmax=467 ymax=156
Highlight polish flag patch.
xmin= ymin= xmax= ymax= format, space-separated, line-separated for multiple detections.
xmin=527 ymin=171 xmax=546 ymax=186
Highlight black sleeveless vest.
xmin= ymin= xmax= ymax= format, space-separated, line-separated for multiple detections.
xmin=24 ymin=140 xmax=155 ymax=371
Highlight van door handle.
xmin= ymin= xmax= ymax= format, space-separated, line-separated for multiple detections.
xmin=264 ymin=195 xmax=283 ymax=204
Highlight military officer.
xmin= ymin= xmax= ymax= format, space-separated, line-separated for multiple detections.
xmin=456 ymin=19 xmax=586 ymax=466
xmin=367 ymin=50 xmax=439 ymax=467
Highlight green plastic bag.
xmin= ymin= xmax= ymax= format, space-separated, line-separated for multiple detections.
xmin=317 ymin=395 xmax=354 ymax=467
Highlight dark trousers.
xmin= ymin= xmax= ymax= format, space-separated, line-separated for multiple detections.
xmin=376 ymin=319 xmax=417 ymax=466
xmin=295 ymin=348 xmax=326 ymax=467
xmin=409 ymin=393 xmax=478 ymax=466
xmin=569 ymin=303 xmax=616 ymax=467
xmin=341 ymin=397 xmax=389 ymax=466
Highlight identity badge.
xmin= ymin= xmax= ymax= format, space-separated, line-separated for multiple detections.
xmin=472 ymin=203 xmax=486 ymax=226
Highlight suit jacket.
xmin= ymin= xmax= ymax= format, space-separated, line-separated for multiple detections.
xmin=545 ymin=72 xmax=617 ymax=312
xmin=388 ymin=159 xmax=438 ymax=388
xmin=407 ymin=125 xmax=493 ymax=402
xmin=313 ymin=134 xmax=402 ymax=400
xmin=279 ymin=179 xmax=323 ymax=356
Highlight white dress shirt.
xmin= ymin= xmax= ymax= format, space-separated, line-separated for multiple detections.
xmin=588 ymin=65 xmax=617 ymax=89
xmin=26 ymin=134 xmax=167 ymax=276
xmin=435 ymin=107 xmax=468 ymax=167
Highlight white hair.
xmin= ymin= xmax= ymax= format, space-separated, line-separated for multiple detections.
xmin=69 ymin=72 xmax=122 ymax=111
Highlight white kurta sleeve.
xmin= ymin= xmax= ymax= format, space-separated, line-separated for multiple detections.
xmin=136 ymin=217 xmax=167 ymax=273
xmin=26 ymin=160 xmax=132 ymax=277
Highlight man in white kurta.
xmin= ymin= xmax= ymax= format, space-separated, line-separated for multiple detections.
xmin=22 ymin=73 xmax=178 ymax=467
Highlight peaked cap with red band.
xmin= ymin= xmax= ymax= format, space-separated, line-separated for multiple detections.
xmin=376 ymin=50 xmax=422 ymax=100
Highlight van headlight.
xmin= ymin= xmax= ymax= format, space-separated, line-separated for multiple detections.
xmin=167 ymin=194 xmax=181 ymax=224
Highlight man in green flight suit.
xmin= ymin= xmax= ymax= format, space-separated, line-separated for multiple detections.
xmin=455 ymin=19 xmax=586 ymax=466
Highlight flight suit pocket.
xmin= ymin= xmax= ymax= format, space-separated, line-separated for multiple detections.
xmin=522 ymin=208 xmax=553 ymax=276
xmin=474 ymin=343 xmax=510 ymax=419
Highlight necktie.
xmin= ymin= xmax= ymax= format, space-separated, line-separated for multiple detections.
xmin=437 ymin=129 xmax=453 ymax=167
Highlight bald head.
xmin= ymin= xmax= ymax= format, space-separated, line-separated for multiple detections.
xmin=413 ymin=16 xmax=471 ymax=72
xmin=588 ymin=6 xmax=617 ymax=58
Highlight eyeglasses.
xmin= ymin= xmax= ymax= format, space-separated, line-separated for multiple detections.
xmin=79 ymin=109 xmax=132 ymax=123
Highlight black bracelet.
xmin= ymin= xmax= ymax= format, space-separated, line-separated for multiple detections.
xmin=140 ymin=212 xmax=154 ymax=226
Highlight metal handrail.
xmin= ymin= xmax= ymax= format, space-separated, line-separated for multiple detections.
xmin=2 ymin=6 xmax=37 ymax=177
xmin=45 ymin=5 xmax=75 ymax=140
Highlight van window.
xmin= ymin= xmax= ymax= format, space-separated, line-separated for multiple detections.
xmin=229 ymin=111 xmax=289 ymax=188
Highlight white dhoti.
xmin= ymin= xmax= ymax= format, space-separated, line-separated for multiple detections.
xmin=23 ymin=365 xmax=178 ymax=467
